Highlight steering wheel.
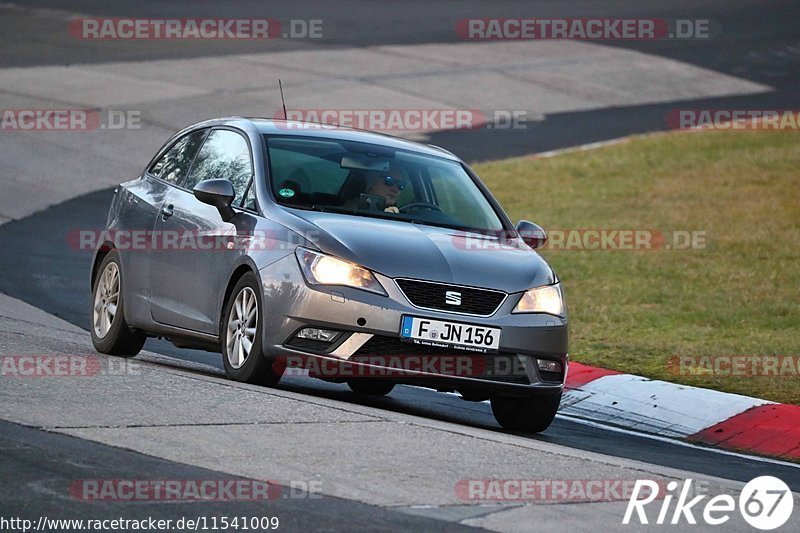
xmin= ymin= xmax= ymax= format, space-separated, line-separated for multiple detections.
xmin=399 ymin=202 xmax=443 ymax=213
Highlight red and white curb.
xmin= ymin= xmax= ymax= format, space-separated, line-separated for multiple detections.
xmin=283 ymin=359 xmax=800 ymax=461
xmin=563 ymin=362 xmax=800 ymax=461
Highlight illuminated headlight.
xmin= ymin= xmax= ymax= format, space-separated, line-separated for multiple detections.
xmin=512 ymin=283 xmax=565 ymax=316
xmin=295 ymin=247 xmax=386 ymax=296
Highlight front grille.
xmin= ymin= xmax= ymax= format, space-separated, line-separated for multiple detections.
xmin=351 ymin=335 xmax=529 ymax=384
xmin=395 ymin=278 xmax=506 ymax=316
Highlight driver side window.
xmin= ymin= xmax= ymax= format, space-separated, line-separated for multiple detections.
xmin=149 ymin=129 xmax=208 ymax=185
xmin=185 ymin=129 xmax=253 ymax=203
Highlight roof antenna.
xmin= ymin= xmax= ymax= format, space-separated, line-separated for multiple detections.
xmin=278 ymin=79 xmax=288 ymax=120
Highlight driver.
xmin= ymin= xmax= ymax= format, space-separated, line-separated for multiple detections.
xmin=363 ymin=172 xmax=406 ymax=213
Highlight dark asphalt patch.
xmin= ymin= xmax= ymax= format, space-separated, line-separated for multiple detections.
xmin=0 ymin=420 xmax=479 ymax=531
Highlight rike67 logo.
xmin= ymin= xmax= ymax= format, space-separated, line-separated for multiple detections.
xmin=624 ymin=477 xmax=794 ymax=530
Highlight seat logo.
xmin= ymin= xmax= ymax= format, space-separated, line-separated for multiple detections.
xmin=445 ymin=291 xmax=462 ymax=306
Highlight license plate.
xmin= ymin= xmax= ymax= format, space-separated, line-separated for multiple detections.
xmin=400 ymin=316 xmax=501 ymax=353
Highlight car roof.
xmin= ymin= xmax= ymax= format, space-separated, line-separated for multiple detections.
xmin=184 ymin=116 xmax=461 ymax=162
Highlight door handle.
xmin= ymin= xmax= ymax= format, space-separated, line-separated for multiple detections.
xmin=161 ymin=204 xmax=174 ymax=219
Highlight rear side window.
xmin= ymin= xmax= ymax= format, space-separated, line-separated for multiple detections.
xmin=149 ymin=129 xmax=208 ymax=185
xmin=185 ymin=129 xmax=253 ymax=202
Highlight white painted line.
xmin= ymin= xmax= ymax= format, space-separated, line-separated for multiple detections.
xmin=447 ymin=391 xmax=798 ymax=468
xmin=556 ymin=413 xmax=800 ymax=470
xmin=533 ymin=136 xmax=634 ymax=159
xmin=530 ymin=129 xmax=703 ymax=160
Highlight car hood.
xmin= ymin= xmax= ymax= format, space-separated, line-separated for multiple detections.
xmin=280 ymin=209 xmax=556 ymax=293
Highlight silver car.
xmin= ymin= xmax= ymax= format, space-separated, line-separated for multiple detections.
xmin=90 ymin=117 xmax=568 ymax=432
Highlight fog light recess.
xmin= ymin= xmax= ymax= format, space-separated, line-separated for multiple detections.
xmin=536 ymin=359 xmax=562 ymax=373
xmin=296 ymin=328 xmax=341 ymax=343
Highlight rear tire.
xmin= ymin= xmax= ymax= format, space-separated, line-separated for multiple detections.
xmin=90 ymin=251 xmax=146 ymax=357
xmin=347 ymin=380 xmax=395 ymax=396
xmin=221 ymin=272 xmax=283 ymax=386
xmin=490 ymin=392 xmax=561 ymax=433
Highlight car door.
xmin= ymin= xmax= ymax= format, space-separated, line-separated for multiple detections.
xmin=119 ymin=128 xmax=209 ymax=320
xmin=148 ymin=128 xmax=257 ymax=333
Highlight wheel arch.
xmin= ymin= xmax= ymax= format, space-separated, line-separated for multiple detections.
xmin=90 ymin=244 xmax=116 ymax=289
xmin=218 ymin=262 xmax=261 ymax=337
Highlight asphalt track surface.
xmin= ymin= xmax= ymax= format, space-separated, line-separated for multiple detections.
xmin=1 ymin=0 xmax=800 ymax=530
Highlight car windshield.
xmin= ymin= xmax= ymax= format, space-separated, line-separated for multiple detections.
xmin=265 ymin=135 xmax=505 ymax=232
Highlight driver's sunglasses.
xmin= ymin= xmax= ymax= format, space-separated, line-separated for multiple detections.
xmin=383 ymin=176 xmax=406 ymax=190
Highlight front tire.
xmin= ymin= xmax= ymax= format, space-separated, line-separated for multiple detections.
xmin=90 ymin=251 xmax=146 ymax=356
xmin=221 ymin=272 xmax=282 ymax=386
xmin=490 ymin=392 xmax=561 ymax=433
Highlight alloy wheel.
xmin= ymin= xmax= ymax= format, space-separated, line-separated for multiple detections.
xmin=93 ymin=262 xmax=120 ymax=339
xmin=226 ymin=287 xmax=258 ymax=369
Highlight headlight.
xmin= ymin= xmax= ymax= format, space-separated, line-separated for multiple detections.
xmin=295 ymin=247 xmax=386 ymax=296
xmin=512 ymin=283 xmax=565 ymax=316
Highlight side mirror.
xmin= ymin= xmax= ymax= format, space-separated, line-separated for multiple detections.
xmin=516 ymin=220 xmax=547 ymax=249
xmin=193 ymin=179 xmax=236 ymax=222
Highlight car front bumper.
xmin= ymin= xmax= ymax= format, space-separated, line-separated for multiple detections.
xmin=258 ymin=254 xmax=568 ymax=397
